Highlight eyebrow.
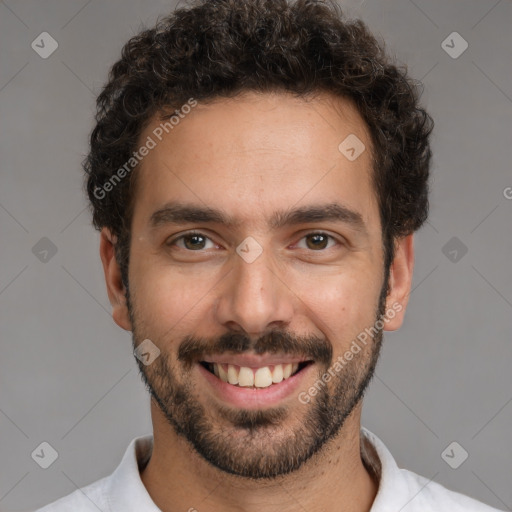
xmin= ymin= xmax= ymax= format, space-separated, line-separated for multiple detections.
xmin=149 ymin=201 xmax=368 ymax=235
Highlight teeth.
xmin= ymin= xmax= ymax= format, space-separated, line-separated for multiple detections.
xmin=217 ymin=364 xmax=228 ymax=383
xmin=272 ymin=364 xmax=283 ymax=383
xmin=227 ymin=364 xmax=239 ymax=385
xmin=254 ymin=367 xmax=273 ymax=387
xmin=238 ymin=366 xmax=254 ymax=387
xmin=210 ymin=362 xmax=304 ymax=388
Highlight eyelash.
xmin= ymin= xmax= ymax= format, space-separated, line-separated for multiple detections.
xmin=166 ymin=231 xmax=342 ymax=252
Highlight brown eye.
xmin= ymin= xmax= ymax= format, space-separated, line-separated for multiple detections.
xmin=296 ymin=232 xmax=338 ymax=251
xmin=305 ymin=233 xmax=330 ymax=250
xmin=182 ymin=234 xmax=207 ymax=250
xmin=167 ymin=232 xmax=215 ymax=251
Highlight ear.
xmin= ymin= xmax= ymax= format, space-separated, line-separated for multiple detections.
xmin=383 ymin=233 xmax=415 ymax=331
xmin=99 ymin=227 xmax=132 ymax=331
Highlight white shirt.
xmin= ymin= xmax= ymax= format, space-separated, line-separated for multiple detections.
xmin=35 ymin=427 xmax=504 ymax=511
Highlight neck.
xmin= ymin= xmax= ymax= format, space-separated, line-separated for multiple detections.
xmin=141 ymin=400 xmax=378 ymax=512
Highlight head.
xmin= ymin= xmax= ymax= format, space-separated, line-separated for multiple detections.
xmin=88 ymin=0 xmax=433 ymax=479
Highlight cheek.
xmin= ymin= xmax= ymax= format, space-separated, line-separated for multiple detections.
xmin=130 ymin=260 xmax=214 ymax=338
xmin=301 ymin=270 xmax=382 ymax=347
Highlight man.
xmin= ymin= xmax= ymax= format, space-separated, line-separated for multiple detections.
xmin=36 ymin=0 xmax=504 ymax=510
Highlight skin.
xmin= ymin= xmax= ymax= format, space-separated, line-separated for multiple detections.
xmin=100 ymin=91 xmax=414 ymax=512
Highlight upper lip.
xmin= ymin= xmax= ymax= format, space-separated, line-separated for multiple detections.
xmin=200 ymin=353 xmax=311 ymax=367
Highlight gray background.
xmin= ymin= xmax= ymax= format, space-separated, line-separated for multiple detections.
xmin=1 ymin=0 xmax=511 ymax=510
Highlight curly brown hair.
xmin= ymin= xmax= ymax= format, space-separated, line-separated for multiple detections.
xmin=84 ymin=0 xmax=433 ymax=289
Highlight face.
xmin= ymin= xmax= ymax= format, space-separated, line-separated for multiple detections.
xmin=102 ymin=91 xmax=412 ymax=479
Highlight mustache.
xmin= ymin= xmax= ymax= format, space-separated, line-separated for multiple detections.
xmin=178 ymin=330 xmax=332 ymax=368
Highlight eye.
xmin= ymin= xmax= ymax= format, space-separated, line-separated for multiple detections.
xmin=166 ymin=231 xmax=342 ymax=253
xmin=166 ymin=231 xmax=217 ymax=251
xmin=295 ymin=232 xmax=340 ymax=251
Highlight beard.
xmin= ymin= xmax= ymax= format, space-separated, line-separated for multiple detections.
xmin=126 ymin=272 xmax=389 ymax=480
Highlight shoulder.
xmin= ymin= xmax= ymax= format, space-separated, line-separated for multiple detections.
xmin=360 ymin=427 xmax=505 ymax=512
xmin=33 ymin=476 xmax=110 ymax=512
xmin=32 ymin=434 xmax=154 ymax=511
xmin=399 ymin=468 xmax=505 ymax=512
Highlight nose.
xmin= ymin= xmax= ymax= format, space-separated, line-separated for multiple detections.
xmin=213 ymin=246 xmax=295 ymax=338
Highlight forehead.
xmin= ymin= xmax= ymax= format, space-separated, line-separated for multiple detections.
xmin=132 ymin=91 xmax=379 ymax=234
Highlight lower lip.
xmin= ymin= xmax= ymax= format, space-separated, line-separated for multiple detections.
xmin=197 ymin=362 xmax=314 ymax=409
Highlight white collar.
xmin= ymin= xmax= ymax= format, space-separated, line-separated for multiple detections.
xmin=104 ymin=427 xmax=398 ymax=510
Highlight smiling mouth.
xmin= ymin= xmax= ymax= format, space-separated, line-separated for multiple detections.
xmin=199 ymin=361 xmax=313 ymax=389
